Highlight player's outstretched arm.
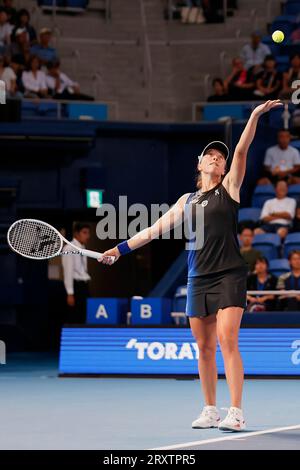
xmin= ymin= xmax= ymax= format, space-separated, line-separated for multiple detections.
xmin=99 ymin=192 xmax=191 ymax=265
xmin=227 ymin=100 xmax=283 ymax=191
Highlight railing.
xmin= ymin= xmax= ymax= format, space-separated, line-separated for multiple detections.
xmin=140 ymin=0 xmax=153 ymax=118
xmin=171 ymin=290 xmax=300 ymax=325
xmin=191 ymin=100 xmax=287 ymax=122
xmin=166 ymin=0 xmax=229 ymax=22
xmin=21 ymin=98 xmax=119 ymax=121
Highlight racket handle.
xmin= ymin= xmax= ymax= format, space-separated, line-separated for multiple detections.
xmin=81 ymin=248 xmax=115 ymax=263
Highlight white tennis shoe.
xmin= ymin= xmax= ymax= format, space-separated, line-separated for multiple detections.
xmin=192 ymin=405 xmax=221 ymax=428
xmin=218 ymin=407 xmax=246 ymax=431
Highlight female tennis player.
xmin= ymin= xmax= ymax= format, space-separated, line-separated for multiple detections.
xmin=99 ymin=100 xmax=282 ymax=432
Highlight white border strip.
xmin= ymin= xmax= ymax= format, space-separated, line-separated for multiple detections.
xmin=150 ymin=424 xmax=300 ymax=450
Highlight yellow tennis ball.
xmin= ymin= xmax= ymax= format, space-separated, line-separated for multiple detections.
xmin=272 ymin=30 xmax=284 ymax=43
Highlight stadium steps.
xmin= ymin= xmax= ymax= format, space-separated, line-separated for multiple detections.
xmin=17 ymin=0 xmax=282 ymax=121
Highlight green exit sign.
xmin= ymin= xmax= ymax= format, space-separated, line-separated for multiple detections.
xmin=86 ymin=189 xmax=103 ymax=208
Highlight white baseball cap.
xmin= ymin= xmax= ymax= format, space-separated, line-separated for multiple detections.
xmin=198 ymin=141 xmax=229 ymax=163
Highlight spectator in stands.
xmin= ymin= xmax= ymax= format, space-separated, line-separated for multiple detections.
xmin=280 ymin=53 xmax=300 ymax=100
xmin=8 ymin=28 xmax=30 ymax=64
xmin=257 ymin=129 xmax=300 ymax=185
xmin=202 ymin=0 xmax=224 ymax=23
xmin=30 ymin=28 xmax=57 ymax=65
xmin=224 ymin=57 xmax=255 ymax=100
xmin=10 ymin=53 xmax=24 ymax=93
xmin=246 ymin=256 xmax=277 ymax=312
xmin=292 ymin=199 xmax=300 ymax=232
xmin=277 ymin=250 xmax=300 ymax=311
xmin=207 ymin=77 xmax=228 ymax=102
xmin=46 ymin=60 xmax=94 ymax=101
xmin=255 ymin=180 xmax=296 ymax=239
xmin=240 ymin=31 xmax=271 ymax=71
xmin=11 ymin=9 xmax=37 ymax=44
xmin=0 ymin=8 xmax=12 ymax=51
xmin=0 ymin=54 xmax=18 ymax=96
xmin=21 ymin=55 xmax=49 ymax=98
xmin=291 ymin=27 xmax=300 ymax=43
xmin=239 ymin=227 xmax=262 ymax=273
xmin=2 ymin=0 xmax=16 ymax=25
xmin=253 ymin=55 xmax=282 ymax=100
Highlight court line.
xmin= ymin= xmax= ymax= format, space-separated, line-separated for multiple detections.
xmin=149 ymin=424 xmax=300 ymax=450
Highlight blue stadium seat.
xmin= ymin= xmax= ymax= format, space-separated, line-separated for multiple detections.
xmin=251 ymin=185 xmax=275 ymax=208
xmin=66 ymin=103 xmax=108 ymax=121
xmin=38 ymin=0 xmax=88 ymax=9
xmin=284 ymin=1 xmax=300 ymax=15
xmin=269 ymin=258 xmax=290 ymax=277
xmin=291 ymin=140 xmax=300 ymax=151
xmin=272 ymin=15 xmax=299 ymax=38
xmin=288 ymin=184 xmax=300 ymax=198
xmin=252 ymin=233 xmax=281 ymax=260
xmin=238 ymin=207 xmax=261 ymax=222
xmin=276 ymin=55 xmax=290 ymax=73
xmin=283 ymin=232 xmax=300 ymax=257
xmin=203 ymin=104 xmax=245 ymax=121
xmin=21 ymin=101 xmax=58 ymax=118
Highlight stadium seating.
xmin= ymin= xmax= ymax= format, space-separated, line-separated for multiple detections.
xmin=287 ymin=184 xmax=300 ymax=199
xmin=275 ymin=55 xmax=290 ymax=73
xmin=283 ymin=1 xmax=300 ymax=16
xmin=252 ymin=233 xmax=281 ymax=260
xmin=238 ymin=207 xmax=261 ymax=223
xmin=251 ymin=185 xmax=275 ymax=208
xmin=21 ymin=101 xmax=58 ymax=118
xmin=283 ymin=232 xmax=300 ymax=257
xmin=269 ymin=258 xmax=290 ymax=277
xmin=272 ymin=15 xmax=299 ymax=38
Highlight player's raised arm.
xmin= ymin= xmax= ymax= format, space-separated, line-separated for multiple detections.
xmin=227 ymin=100 xmax=283 ymax=191
xmin=99 ymin=192 xmax=191 ymax=264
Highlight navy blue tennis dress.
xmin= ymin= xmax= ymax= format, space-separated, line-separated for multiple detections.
xmin=184 ymin=180 xmax=248 ymax=317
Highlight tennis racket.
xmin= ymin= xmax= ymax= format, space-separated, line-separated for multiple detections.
xmin=7 ymin=219 xmax=115 ymax=263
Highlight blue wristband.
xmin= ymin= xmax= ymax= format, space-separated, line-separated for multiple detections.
xmin=117 ymin=241 xmax=132 ymax=255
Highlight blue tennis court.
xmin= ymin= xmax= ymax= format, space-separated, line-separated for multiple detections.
xmin=1 ymin=353 xmax=299 ymax=450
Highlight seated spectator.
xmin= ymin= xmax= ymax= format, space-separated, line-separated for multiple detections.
xmin=247 ymin=256 xmax=277 ymax=312
xmin=202 ymin=0 xmax=224 ymax=24
xmin=255 ymin=180 xmax=296 ymax=239
xmin=257 ymin=130 xmax=300 ymax=185
xmin=280 ymin=53 xmax=300 ymax=100
xmin=224 ymin=57 xmax=255 ymax=100
xmin=8 ymin=27 xmax=30 ymax=64
xmin=240 ymin=31 xmax=271 ymax=71
xmin=21 ymin=55 xmax=49 ymax=98
xmin=0 ymin=54 xmax=18 ymax=96
xmin=46 ymin=60 xmax=94 ymax=101
xmin=293 ymin=199 xmax=300 ymax=232
xmin=30 ymin=28 xmax=57 ymax=65
xmin=291 ymin=27 xmax=300 ymax=43
xmin=207 ymin=77 xmax=228 ymax=102
xmin=11 ymin=9 xmax=37 ymax=44
xmin=10 ymin=53 xmax=25 ymax=93
xmin=3 ymin=0 xmax=16 ymax=25
xmin=239 ymin=227 xmax=262 ymax=273
xmin=277 ymin=250 xmax=300 ymax=311
xmin=0 ymin=8 xmax=12 ymax=50
xmin=253 ymin=55 xmax=282 ymax=100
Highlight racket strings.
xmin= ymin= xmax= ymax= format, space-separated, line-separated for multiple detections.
xmin=8 ymin=220 xmax=61 ymax=259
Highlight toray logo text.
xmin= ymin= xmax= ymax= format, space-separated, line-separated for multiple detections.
xmin=126 ymin=339 xmax=300 ymax=364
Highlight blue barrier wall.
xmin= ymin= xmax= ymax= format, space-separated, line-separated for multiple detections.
xmin=59 ymin=326 xmax=300 ymax=376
